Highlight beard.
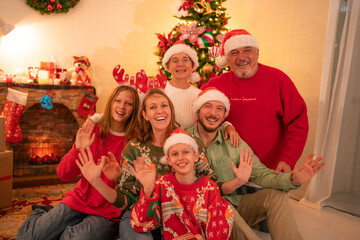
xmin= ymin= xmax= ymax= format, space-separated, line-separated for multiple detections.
xmin=198 ymin=116 xmax=222 ymax=133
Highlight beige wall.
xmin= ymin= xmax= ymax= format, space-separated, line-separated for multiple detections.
xmin=0 ymin=0 xmax=330 ymax=196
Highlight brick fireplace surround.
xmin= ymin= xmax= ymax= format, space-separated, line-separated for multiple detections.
xmin=0 ymin=83 xmax=96 ymax=187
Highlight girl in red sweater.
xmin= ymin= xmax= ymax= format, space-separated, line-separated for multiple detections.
xmin=16 ymin=85 xmax=139 ymax=240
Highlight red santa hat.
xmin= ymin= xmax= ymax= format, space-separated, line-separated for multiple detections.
xmin=192 ymin=87 xmax=230 ymax=117
xmin=217 ymin=29 xmax=259 ymax=67
xmin=162 ymin=40 xmax=200 ymax=83
xmin=163 ymin=128 xmax=199 ymax=158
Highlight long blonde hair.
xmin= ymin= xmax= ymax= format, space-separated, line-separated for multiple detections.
xmin=99 ymin=85 xmax=139 ymax=143
xmin=136 ymin=88 xmax=179 ymax=142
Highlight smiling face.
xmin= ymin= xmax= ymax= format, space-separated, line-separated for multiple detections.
xmin=197 ymin=100 xmax=226 ymax=133
xmin=167 ymin=52 xmax=194 ymax=81
xmin=227 ymin=46 xmax=259 ymax=79
xmin=166 ymin=143 xmax=199 ymax=178
xmin=111 ymin=89 xmax=134 ymax=127
xmin=142 ymin=93 xmax=171 ymax=132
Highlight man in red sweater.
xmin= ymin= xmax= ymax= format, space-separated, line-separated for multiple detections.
xmin=201 ymin=29 xmax=309 ymax=173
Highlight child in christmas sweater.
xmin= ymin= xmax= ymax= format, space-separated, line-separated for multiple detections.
xmin=129 ymin=128 xmax=234 ymax=240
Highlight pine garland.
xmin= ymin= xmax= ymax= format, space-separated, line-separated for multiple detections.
xmin=26 ymin=0 xmax=80 ymax=15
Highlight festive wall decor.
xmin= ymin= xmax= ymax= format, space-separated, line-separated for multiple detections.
xmin=26 ymin=0 xmax=80 ymax=15
xmin=154 ymin=0 xmax=231 ymax=85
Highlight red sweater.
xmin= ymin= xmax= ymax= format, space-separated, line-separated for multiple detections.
xmin=57 ymin=125 xmax=126 ymax=221
xmin=201 ymin=64 xmax=309 ymax=169
xmin=131 ymin=173 xmax=233 ymax=240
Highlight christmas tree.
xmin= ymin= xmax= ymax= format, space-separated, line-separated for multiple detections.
xmin=153 ymin=0 xmax=231 ymax=86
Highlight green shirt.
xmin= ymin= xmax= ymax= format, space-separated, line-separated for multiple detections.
xmin=186 ymin=125 xmax=299 ymax=207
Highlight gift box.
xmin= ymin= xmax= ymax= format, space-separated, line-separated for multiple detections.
xmin=0 ymin=116 xmax=5 ymax=152
xmin=40 ymin=62 xmax=56 ymax=81
xmin=0 ymin=150 xmax=13 ymax=209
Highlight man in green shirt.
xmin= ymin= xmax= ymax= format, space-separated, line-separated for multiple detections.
xmin=186 ymin=87 xmax=325 ymax=240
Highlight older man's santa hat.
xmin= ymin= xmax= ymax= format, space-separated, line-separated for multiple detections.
xmin=217 ymin=29 xmax=259 ymax=67
xmin=162 ymin=41 xmax=201 ymax=83
xmin=192 ymin=87 xmax=231 ymax=117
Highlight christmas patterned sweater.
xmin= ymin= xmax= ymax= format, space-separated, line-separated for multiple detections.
xmin=130 ymin=173 xmax=234 ymax=240
xmin=112 ymin=139 xmax=220 ymax=210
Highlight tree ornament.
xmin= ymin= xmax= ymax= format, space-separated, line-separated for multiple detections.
xmin=203 ymin=63 xmax=213 ymax=74
xmin=193 ymin=0 xmax=210 ymax=14
xmin=153 ymin=46 xmax=162 ymax=56
xmin=195 ymin=29 xmax=214 ymax=48
xmin=215 ymin=9 xmax=222 ymax=17
xmin=208 ymin=46 xmax=220 ymax=58
xmin=26 ymin=0 xmax=80 ymax=15
xmin=179 ymin=23 xmax=205 ymax=43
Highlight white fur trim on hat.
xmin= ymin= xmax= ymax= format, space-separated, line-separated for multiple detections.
xmin=223 ymin=35 xmax=259 ymax=56
xmin=162 ymin=42 xmax=199 ymax=71
xmin=163 ymin=129 xmax=199 ymax=159
xmin=193 ymin=88 xmax=230 ymax=118
xmin=189 ymin=72 xmax=200 ymax=83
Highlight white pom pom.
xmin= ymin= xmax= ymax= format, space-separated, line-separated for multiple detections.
xmin=216 ymin=56 xmax=228 ymax=68
xmin=159 ymin=156 xmax=169 ymax=165
xmin=189 ymin=72 xmax=201 ymax=83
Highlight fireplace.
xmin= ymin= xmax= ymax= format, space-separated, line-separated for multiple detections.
xmin=0 ymin=83 xmax=95 ymax=187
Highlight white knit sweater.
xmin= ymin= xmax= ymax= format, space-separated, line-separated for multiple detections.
xmin=165 ymin=82 xmax=200 ymax=129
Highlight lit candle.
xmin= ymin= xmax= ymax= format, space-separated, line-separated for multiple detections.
xmin=38 ymin=70 xmax=49 ymax=84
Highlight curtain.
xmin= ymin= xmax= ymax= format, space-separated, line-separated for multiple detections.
xmin=301 ymin=0 xmax=360 ymax=217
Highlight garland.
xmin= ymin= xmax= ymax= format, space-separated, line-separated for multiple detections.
xmin=26 ymin=0 xmax=80 ymax=15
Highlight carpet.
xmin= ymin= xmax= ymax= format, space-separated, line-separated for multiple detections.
xmin=0 ymin=183 xmax=75 ymax=240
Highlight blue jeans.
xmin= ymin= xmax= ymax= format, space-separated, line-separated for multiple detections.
xmin=16 ymin=203 xmax=118 ymax=240
xmin=119 ymin=209 xmax=154 ymax=240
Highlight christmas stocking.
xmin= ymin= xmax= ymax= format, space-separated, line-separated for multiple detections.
xmin=77 ymin=90 xmax=98 ymax=119
xmin=0 ymin=88 xmax=28 ymax=143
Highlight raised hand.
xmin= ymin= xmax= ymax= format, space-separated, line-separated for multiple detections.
xmin=75 ymin=147 xmax=104 ymax=184
xmin=231 ymin=148 xmax=254 ymax=186
xmin=129 ymin=157 xmax=157 ymax=198
xmin=75 ymin=126 xmax=95 ymax=151
xmin=113 ymin=64 xmax=130 ymax=85
xmin=102 ymin=151 xmax=123 ymax=182
xmin=292 ymin=153 xmax=326 ymax=185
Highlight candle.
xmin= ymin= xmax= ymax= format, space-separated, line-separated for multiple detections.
xmin=6 ymin=74 xmax=13 ymax=83
xmin=38 ymin=70 xmax=49 ymax=84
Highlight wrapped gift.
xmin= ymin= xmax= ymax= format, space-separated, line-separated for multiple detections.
xmin=0 ymin=150 xmax=13 ymax=208
xmin=40 ymin=62 xmax=56 ymax=82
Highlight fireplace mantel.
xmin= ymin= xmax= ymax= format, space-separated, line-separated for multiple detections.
xmin=0 ymin=83 xmax=96 ymax=187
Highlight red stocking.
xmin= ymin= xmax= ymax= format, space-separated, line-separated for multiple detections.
xmin=0 ymin=88 xmax=28 ymax=143
xmin=77 ymin=90 xmax=98 ymax=119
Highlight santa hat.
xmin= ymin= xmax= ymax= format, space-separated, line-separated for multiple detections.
xmin=163 ymin=128 xmax=199 ymax=158
xmin=192 ymin=87 xmax=230 ymax=117
xmin=217 ymin=29 xmax=259 ymax=67
xmin=162 ymin=41 xmax=200 ymax=83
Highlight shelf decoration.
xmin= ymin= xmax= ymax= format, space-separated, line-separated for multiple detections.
xmin=26 ymin=0 xmax=80 ymax=15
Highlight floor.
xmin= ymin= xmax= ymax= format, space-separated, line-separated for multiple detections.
xmin=253 ymin=198 xmax=360 ymax=240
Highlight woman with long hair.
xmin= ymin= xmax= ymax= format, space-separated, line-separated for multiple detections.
xmin=77 ymin=88 xmax=217 ymax=240
xmin=16 ymin=85 xmax=139 ymax=240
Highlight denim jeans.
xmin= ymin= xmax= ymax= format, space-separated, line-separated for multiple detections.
xmin=16 ymin=203 xmax=118 ymax=240
xmin=119 ymin=209 xmax=155 ymax=240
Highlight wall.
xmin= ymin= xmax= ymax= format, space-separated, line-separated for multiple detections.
xmin=0 ymin=0 xmax=330 ymax=197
